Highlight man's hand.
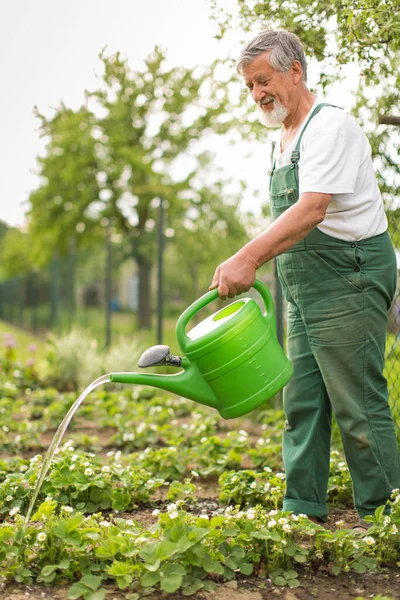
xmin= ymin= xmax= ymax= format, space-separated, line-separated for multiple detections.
xmin=209 ymin=251 xmax=258 ymax=300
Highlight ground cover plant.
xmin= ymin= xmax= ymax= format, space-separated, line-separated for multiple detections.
xmin=0 ymin=332 xmax=399 ymax=600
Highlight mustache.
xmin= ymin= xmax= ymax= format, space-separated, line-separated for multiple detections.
xmin=258 ymin=96 xmax=274 ymax=107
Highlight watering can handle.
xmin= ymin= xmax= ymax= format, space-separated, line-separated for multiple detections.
xmin=176 ymin=279 xmax=277 ymax=348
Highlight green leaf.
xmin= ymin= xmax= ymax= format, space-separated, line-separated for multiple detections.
xmin=293 ymin=554 xmax=307 ymax=563
xmin=141 ymin=571 xmax=161 ymax=587
xmin=273 ymin=576 xmax=286 ymax=586
xmin=240 ymin=563 xmax=253 ymax=575
xmin=160 ymin=574 xmax=183 ymax=593
xmin=41 ymin=565 xmax=58 ymax=578
xmin=68 ymin=583 xmax=89 ymax=599
xmin=288 ymin=579 xmax=300 ymax=588
xmin=80 ymin=575 xmax=102 ymax=591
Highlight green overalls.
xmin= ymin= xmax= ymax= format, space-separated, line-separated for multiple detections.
xmin=270 ymin=103 xmax=400 ymax=520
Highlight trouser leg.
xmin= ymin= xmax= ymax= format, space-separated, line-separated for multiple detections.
xmin=310 ymin=294 xmax=400 ymax=517
xmin=282 ymin=302 xmax=331 ymax=521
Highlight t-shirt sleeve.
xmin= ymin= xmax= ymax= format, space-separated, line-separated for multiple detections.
xmin=298 ymin=120 xmax=360 ymax=195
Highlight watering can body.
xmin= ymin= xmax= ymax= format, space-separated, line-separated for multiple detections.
xmin=110 ymin=280 xmax=293 ymax=419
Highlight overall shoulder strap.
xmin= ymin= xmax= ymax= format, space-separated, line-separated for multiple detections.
xmin=290 ymin=103 xmax=341 ymax=167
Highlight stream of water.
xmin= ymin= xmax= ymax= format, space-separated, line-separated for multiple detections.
xmin=24 ymin=374 xmax=111 ymax=525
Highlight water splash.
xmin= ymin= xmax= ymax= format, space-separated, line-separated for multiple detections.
xmin=24 ymin=374 xmax=111 ymax=525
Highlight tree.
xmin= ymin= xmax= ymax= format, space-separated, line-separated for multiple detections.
xmin=28 ymin=47 xmax=240 ymax=328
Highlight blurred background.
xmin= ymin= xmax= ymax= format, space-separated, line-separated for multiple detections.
xmin=0 ymin=0 xmax=399 ymax=429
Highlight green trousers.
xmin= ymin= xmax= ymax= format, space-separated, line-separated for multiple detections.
xmin=277 ymin=229 xmax=400 ymax=519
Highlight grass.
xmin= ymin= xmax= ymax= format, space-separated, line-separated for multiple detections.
xmin=0 ymin=319 xmax=47 ymax=361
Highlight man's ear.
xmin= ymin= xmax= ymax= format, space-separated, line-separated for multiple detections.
xmin=291 ymin=60 xmax=303 ymax=84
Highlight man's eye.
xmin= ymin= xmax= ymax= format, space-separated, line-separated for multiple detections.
xmin=246 ymin=85 xmax=253 ymax=92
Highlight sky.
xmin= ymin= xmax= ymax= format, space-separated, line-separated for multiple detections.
xmin=0 ymin=0 xmax=357 ymax=228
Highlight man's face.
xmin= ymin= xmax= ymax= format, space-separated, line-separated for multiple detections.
xmin=242 ymin=53 xmax=298 ymax=127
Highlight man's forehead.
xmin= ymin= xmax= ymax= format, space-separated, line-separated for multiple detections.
xmin=242 ymin=54 xmax=274 ymax=79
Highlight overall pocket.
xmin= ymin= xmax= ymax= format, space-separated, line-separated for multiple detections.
xmin=310 ymin=248 xmax=363 ymax=292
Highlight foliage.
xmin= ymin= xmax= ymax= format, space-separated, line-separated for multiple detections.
xmin=27 ymin=47 xmax=247 ymax=328
xmin=42 ymin=327 xmax=143 ymax=390
xmin=0 ymin=346 xmax=399 ymax=596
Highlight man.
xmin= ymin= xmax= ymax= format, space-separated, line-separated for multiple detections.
xmin=209 ymin=29 xmax=400 ymax=528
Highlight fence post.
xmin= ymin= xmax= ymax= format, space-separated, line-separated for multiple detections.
xmin=105 ymin=222 xmax=112 ymax=348
xmin=157 ymin=199 xmax=164 ymax=345
xmin=50 ymin=253 xmax=60 ymax=330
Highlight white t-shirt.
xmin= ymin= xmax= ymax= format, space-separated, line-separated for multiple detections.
xmin=273 ymin=99 xmax=387 ymax=241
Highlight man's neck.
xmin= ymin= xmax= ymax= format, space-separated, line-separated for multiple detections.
xmin=283 ymin=91 xmax=317 ymax=134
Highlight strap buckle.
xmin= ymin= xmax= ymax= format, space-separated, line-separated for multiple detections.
xmin=290 ymin=150 xmax=300 ymax=168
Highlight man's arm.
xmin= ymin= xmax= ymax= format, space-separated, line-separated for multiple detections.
xmin=239 ymin=191 xmax=331 ymax=266
xmin=209 ymin=191 xmax=331 ymax=299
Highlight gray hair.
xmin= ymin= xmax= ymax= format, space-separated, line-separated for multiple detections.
xmin=237 ymin=29 xmax=307 ymax=82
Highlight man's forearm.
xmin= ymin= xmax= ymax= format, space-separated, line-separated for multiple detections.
xmin=237 ymin=192 xmax=331 ymax=268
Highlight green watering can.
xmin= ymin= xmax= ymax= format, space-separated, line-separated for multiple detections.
xmin=110 ymin=280 xmax=293 ymax=419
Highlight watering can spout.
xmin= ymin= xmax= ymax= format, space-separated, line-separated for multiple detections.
xmin=109 ymin=351 xmax=219 ymax=410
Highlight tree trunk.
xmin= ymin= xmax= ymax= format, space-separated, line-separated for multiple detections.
xmin=136 ymin=255 xmax=152 ymax=329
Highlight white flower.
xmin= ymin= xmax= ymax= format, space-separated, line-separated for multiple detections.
xmin=45 ymin=495 xmax=53 ymax=502
xmin=336 ymin=520 xmax=344 ymax=527
xmin=71 ymin=455 xmax=79 ymax=462
xmin=19 ymin=465 xmax=28 ymax=472
xmin=101 ymin=466 xmax=110 ymax=473
xmin=169 ymin=511 xmax=178 ymax=519
xmin=250 ymin=482 xmax=257 ymax=489
xmin=299 ymin=513 xmax=307 ymax=518
xmin=236 ymin=511 xmax=244 ymax=518
xmin=393 ymin=494 xmax=400 ymax=504
xmin=247 ymin=509 xmax=256 ymax=520
xmin=84 ymin=468 xmax=93 ymax=476
xmin=269 ymin=509 xmax=278 ymax=515
xmin=281 ymin=539 xmax=287 ymax=545
xmin=282 ymin=523 xmax=291 ymax=532
xmin=199 ymin=514 xmax=209 ymax=520
xmin=291 ymin=514 xmax=299 ymax=521
xmin=225 ymin=506 xmax=234 ymax=514
xmin=263 ymin=467 xmax=272 ymax=473
xmin=37 ymin=532 xmax=46 ymax=542
xmin=231 ymin=476 xmax=238 ymax=483
xmin=276 ymin=473 xmax=286 ymax=479
xmin=267 ymin=519 xmax=277 ymax=528
xmin=152 ymin=509 xmax=160 ymax=516
xmin=264 ymin=484 xmax=271 ymax=493
xmin=353 ymin=541 xmax=359 ymax=549
xmin=126 ymin=519 xmax=134 ymax=526
xmin=167 ymin=503 xmax=177 ymax=512
xmin=238 ymin=436 xmax=247 ymax=443
xmin=69 ymin=465 xmax=75 ymax=471
xmin=384 ymin=516 xmax=391 ymax=525
xmin=257 ymin=438 xmax=265 ymax=445
xmin=6 ymin=496 xmax=13 ymax=502
xmin=99 ymin=521 xmax=111 ymax=527
xmin=83 ymin=461 xmax=90 ymax=467
xmin=62 ymin=506 xmax=73 ymax=513
xmin=278 ymin=518 xmax=288 ymax=525
xmin=390 ymin=525 xmax=398 ymax=534
xmin=364 ymin=536 xmax=375 ymax=545
xmin=10 ymin=507 xmax=20 ymax=516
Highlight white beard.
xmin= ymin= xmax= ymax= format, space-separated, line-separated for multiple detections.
xmin=258 ymin=99 xmax=288 ymax=127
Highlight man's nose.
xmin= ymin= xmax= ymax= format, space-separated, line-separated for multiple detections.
xmin=252 ymin=84 xmax=266 ymax=104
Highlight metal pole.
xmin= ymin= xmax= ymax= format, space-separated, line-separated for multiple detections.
xmin=157 ymin=199 xmax=164 ymax=345
xmin=105 ymin=222 xmax=112 ymax=348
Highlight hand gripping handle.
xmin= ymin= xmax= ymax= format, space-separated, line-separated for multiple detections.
xmin=176 ymin=279 xmax=276 ymax=350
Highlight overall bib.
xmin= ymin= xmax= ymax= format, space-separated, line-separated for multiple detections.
xmin=270 ymin=103 xmax=400 ymax=520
